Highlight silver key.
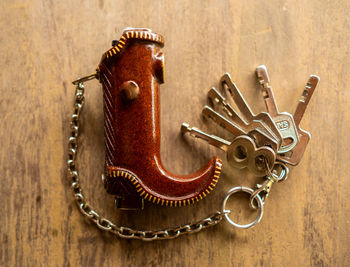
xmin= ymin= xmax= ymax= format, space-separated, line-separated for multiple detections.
xmin=181 ymin=123 xmax=276 ymax=176
xmin=208 ymin=87 xmax=247 ymax=128
xmin=202 ymin=106 xmax=279 ymax=152
xmin=256 ymin=65 xmax=299 ymax=153
xmin=208 ymin=87 xmax=280 ymax=150
xmin=181 ymin=123 xmax=230 ymax=151
xmin=278 ymin=75 xmax=320 ymax=165
xmin=219 ymin=73 xmax=283 ymax=149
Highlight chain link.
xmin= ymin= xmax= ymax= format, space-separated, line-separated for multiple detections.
xmin=67 ymin=82 xmax=226 ymax=241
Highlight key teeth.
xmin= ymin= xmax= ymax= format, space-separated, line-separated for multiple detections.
xmin=310 ymin=74 xmax=320 ymax=80
xmin=219 ymin=73 xmax=234 ymax=90
xmin=220 ymin=72 xmax=232 ymax=85
xmin=202 ymin=105 xmax=209 ymax=116
xmin=181 ymin=123 xmax=191 ymax=134
xmin=207 ymin=87 xmax=221 ymax=107
xmin=223 ymin=72 xmax=231 ymax=78
xmin=202 ymin=105 xmax=223 ymax=124
xmin=301 ymin=74 xmax=320 ymax=104
xmin=207 ymin=88 xmax=229 ymax=116
xmin=308 ymin=75 xmax=320 ymax=86
xmin=256 ymin=65 xmax=270 ymax=84
xmin=201 ymin=105 xmax=213 ymax=121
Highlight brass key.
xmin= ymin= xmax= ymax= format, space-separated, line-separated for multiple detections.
xmin=202 ymin=105 xmax=279 ymax=152
xmin=278 ymin=75 xmax=320 ymax=165
xmin=207 ymin=87 xmax=280 ymax=151
xmin=219 ymin=73 xmax=283 ymax=149
xmin=256 ymin=65 xmax=299 ymax=153
xmin=181 ymin=123 xmax=276 ymax=176
xmin=227 ymin=135 xmax=276 ymax=176
xmin=181 ymin=123 xmax=230 ymax=151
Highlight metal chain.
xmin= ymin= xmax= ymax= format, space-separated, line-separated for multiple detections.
xmin=67 ymin=82 xmax=226 ymax=241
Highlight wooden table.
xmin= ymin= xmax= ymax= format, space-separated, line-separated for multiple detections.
xmin=1 ymin=0 xmax=349 ymax=266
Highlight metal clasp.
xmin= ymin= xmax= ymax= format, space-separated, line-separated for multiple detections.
xmin=72 ymin=73 xmax=98 ymax=85
xmin=221 ymin=160 xmax=290 ymax=229
xmin=249 ymin=161 xmax=289 ymax=209
xmin=249 ymin=176 xmax=276 ymax=209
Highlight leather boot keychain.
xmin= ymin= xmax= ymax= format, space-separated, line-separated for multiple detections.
xmin=98 ymin=28 xmax=221 ymax=209
xmin=68 ymin=28 xmax=319 ymax=240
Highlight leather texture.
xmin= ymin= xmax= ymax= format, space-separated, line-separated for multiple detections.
xmin=98 ymin=28 xmax=222 ymax=209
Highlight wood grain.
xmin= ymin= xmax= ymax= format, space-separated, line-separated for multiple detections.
xmin=1 ymin=0 xmax=349 ymax=266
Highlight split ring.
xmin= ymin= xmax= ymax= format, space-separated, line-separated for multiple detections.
xmin=272 ymin=162 xmax=289 ymax=182
xmin=222 ymin=187 xmax=264 ymax=229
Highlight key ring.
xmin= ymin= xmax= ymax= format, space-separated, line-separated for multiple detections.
xmin=271 ymin=162 xmax=289 ymax=182
xmin=221 ymin=187 xmax=264 ymax=229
